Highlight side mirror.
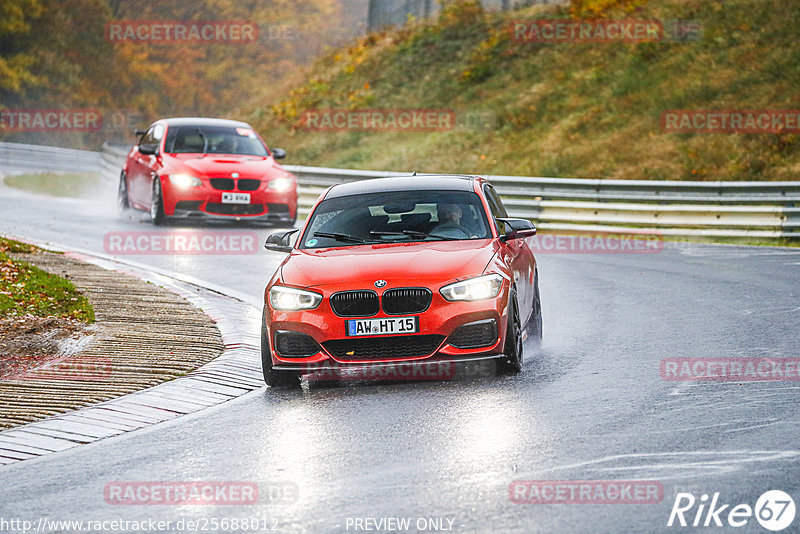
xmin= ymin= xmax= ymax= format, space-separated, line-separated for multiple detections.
xmin=272 ymin=148 xmax=286 ymax=160
xmin=265 ymin=229 xmax=299 ymax=253
xmin=134 ymin=129 xmax=147 ymax=137
xmin=138 ymin=143 xmax=158 ymax=156
xmin=497 ymin=218 xmax=536 ymax=241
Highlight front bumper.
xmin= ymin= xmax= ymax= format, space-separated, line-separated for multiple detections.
xmin=162 ymin=181 xmax=297 ymax=221
xmin=170 ymin=202 xmax=295 ymax=223
xmin=264 ymin=287 xmax=510 ymax=370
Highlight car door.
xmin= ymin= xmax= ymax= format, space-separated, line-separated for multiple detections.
xmin=127 ymin=125 xmax=162 ymax=207
xmin=484 ymin=184 xmax=535 ymax=323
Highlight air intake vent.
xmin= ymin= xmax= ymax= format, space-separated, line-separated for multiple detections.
xmin=330 ymin=291 xmax=379 ymax=317
xmin=447 ymin=319 xmax=498 ymax=349
xmin=323 ymin=335 xmax=445 ymax=360
xmin=210 ymin=178 xmax=235 ymax=190
xmin=237 ymin=179 xmax=260 ymax=191
xmin=382 ymin=288 xmax=432 ymax=315
xmin=275 ymin=331 xmax=321 ymax=358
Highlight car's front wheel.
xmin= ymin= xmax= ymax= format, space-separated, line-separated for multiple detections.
xmin=117 ymin=171 xmax=130 ymax=215
xmin=496 ymin=289 xmax=523 ymax=375
xmin=150 ymin=176 xmax=165 ymax=225
xmin=261 ymin=313 xmax=301 ymax=388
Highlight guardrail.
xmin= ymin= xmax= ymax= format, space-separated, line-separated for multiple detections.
xmin=278 ymin=163 xmax=800 ymax=239
xmin=0 ymin=141 xmax=101 ymax=173
xmin=3 ymin=142 xmax=798 ymax=240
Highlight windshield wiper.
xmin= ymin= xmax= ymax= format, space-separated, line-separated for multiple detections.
xmin=313 ymin=231 xmax=370 ymax=244
xmin=369 ymin=230 xmax=460 ymax=241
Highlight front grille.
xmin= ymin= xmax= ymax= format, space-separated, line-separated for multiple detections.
xmin=330 ymin=291 xmax=379 ymax=317
xmin=205 ymin=203 xmax=264 ymax=215
xmin=174 ymin=200 xmax=202 ymax=212
xmin=323 ymin=335 xmax=445 ymax=360
xmin=275 ymin=331 xmax=321 ymax=358
xmin=382 ymin=288 xmax=432 ymax=315
xmin=210 ymin=178 xmax=235 ymax=190
xmin=447 ymin=319 xmax=498 ymax=349
xmin=237 ymin=179 xmax=261 ymax=191
xmin=267 ymin=203 xmax=290 ymax=214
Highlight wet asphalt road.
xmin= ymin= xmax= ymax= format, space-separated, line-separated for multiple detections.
xmin=1 ymin=178 xmax=800 ymax=533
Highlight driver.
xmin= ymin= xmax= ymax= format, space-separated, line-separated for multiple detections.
xmin=433 ymin=203 xmax=473 ymax=238
xmin=439 ymin=203 xmax=462 ymax=225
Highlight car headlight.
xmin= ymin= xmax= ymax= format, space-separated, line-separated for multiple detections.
xmin=268 ymin=177 xmax=293 ymax=192
xmin=440 ymin=274 xmax=504 ymax=302
xmin=269 ymin=285 xmax=322 ymax=311
xmin=168 ymin=174 xmax=201 ymax=188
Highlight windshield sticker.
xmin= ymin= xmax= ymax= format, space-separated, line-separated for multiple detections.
xmin=305 ymin=239 xmax=319 ymax=247
xmin=236 ymin=127 xmax=257 ymax=138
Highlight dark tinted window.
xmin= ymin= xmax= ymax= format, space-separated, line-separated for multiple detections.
xmin=483 ymin=184 xmax=508 ymax=234
xmin=164 ymin=125 xmax=269 ymax=156
xmin=301 ymin=190 xmax=492 ymax=248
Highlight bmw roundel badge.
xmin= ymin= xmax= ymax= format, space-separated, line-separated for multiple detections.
xmin=374 ymin=280 xmax=387 ymax=288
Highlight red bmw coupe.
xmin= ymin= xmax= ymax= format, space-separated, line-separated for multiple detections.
xmin=118 ymin=117 xmax=297 ymax=225
xmin=261 ymin=175 xmax=542 ymax=387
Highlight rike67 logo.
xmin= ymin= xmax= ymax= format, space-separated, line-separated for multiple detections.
xmin=668 ymin=490 xmax=796 ymax=531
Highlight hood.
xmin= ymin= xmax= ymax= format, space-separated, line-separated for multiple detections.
xmin=280 ymin=240 xmax=499 ymax=291
xmin=164 ymin=154 xmax=286 ymax=179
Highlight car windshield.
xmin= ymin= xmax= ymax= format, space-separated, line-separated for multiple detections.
xmin=164 ymin=125 xmax=269 ymax=156
xmin=300 ymin=190 xmax=492 ymax=249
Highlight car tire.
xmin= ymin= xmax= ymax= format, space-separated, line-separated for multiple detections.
xmin=526 ymin=268 xmax=543 ymax=347
xmin=496 ymin=288 xmax=523 ymax=376
xmin=261 ymin=312 xmax=301 ymax=388
xmin=150 ymin=176 xmax=165 ymax=225
xmin=117 ymin=171 xmax=130 ymax=215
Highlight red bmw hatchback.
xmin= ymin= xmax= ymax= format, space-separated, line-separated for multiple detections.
xmin=261 ymin=175 xmax=542 ymax=387
xmin=118 ymin=117 xmax=297 ymax=225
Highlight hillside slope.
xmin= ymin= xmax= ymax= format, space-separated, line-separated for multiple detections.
xmin=246 ymin=0 xmax=800 ymax=181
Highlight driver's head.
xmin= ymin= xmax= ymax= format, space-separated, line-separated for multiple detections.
xmin=438 ymin=203 xmax=462 ymax=224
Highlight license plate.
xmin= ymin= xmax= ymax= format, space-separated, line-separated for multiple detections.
xmin=221 ymin=192 xmax=251 ymax=204
xmin=346 ymin=316 xmax=418 ymax=336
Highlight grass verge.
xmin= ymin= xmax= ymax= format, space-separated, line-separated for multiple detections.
xmin=0 ymin=237 xmax=95 ymax=323
xmin=246 ymin=0 xmax=800 ymax=181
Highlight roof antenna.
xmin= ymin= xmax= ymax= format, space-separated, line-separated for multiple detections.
xmin=412 ymin=170 xmax=417 ymax=176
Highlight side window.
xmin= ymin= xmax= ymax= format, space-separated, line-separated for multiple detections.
xmin=483 ymin=185 xmax=508 ymax=235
